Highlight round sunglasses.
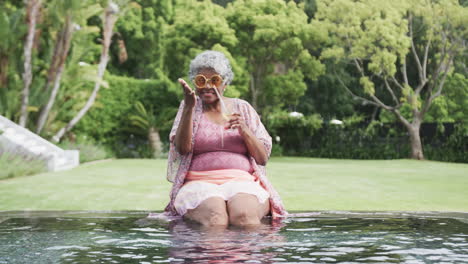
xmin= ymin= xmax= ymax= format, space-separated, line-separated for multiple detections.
xmin=193 ymin=74 xmax=224 ymax=89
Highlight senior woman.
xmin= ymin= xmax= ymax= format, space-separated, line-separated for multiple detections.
xmin=165 ymin=50 xmax=286 ymax=227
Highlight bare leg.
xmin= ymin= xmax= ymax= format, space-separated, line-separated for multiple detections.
xmin=184 ymin=197 xmax=229 ymax=227
xmin=227 ymin=193 xmax=270 ymax=227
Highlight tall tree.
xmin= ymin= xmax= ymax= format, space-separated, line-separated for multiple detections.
xmin=127 ymin=101 xmax=177 ymax=158
xmin=36 ymin=0 xmax=101 ymax=134
xmin=315 ymin=0 xmax=467 ymax=159
xmin=0 ymin=5 xmax=23 ymax=90
xmin=53 ymin=0 xmax=128 ymax=142
xmin=19 ymin=0 xmax=42 ymax=127
xmin=145 ymin=0 xmax=250 ymax=99
xmin=108 ymin=0 xmax=174 ymax=78
xmin=0 ymin=4 xmax=25 ymax=120
xmin=226 ymin=0 xmax=325 ymax=112
xmin=162 ymin=0 xmax=239 ymax=81
xmin=297 ymin=62 xmax=359 ymax=120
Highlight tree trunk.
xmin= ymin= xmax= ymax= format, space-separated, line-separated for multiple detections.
xmin=19 ymin=0 xmax=41 ymax=127
xmin=407 ymin=123 xmax=424 ymax=160
xmin=370 ymin=106 xmax=379 ymax=122
xmin=148 ymin=127 xmax=162 ymax=158
xmin=42 ymin=32 xmax=62 ymax=93
xmin=250 ymin=63 xmax=266 ymax=113
xmin=0 ymin=55 xmax=8 ymax=88
xmin=53 ymin=4 xmax=118 ymax=142
xmin=250 ymin=70 xmax=266 ymax=112
xmin=250 ymin=73 xmax=258 ymax=110
xmin=36 ymin=16 xmax=73 ymax=134
xmin=392 ymin=109 xmax=425 ymax=160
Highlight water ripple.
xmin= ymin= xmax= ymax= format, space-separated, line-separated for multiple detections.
xmin=1 ymin=213 xmax=468 ymax=263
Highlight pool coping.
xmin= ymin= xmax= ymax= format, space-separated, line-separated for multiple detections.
xmin=1 ymin=210 xmax=467 ymax=225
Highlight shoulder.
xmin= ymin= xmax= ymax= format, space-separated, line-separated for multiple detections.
xmin=233 ymin=98 xmax=257 ymax=113
xmin=233 ymin=98 xmax=250 ymax=106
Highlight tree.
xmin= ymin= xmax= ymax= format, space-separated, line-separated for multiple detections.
xmin=53 ymin=0 xmax=130 ymax=142
xmin=109 ymin=0 xmax=248 ymax=98
xmin=0 ymin=4 xmax=25 ymax=120
xmin=162 ymin=0 xmax=242 ymax=87
xmin=36 ymin=0 xmax=102 ymax=134
xmin=315 ymin=0 xmax=467 ymax=159
xmin=226 ymin=0 xmax=325 ymax=112
xmin=19 ymin=0 xmax=42 ymax=127
xmin=108 ymin=0 xmax=174 ymax=78
xmin=297 ymin=62 xmax=358 ymax=120
xmin=128 ymin=101 xmax=177 ymax=158
xmin=410 ymin=72 xmax=467 ymax=124
xmin=45 ymin=17 xmax=103 ymax=135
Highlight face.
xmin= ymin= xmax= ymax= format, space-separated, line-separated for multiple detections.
xmin=194 ymin=68 xmax=226 ymax=104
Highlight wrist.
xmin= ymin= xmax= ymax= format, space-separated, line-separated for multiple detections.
xmin=239 ymin=126 xmax=252 ymax=138
xmin=183 ymin=105 xmax=194 ymax=113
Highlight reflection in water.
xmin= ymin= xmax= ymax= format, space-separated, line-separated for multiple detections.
xmin=0 ymin=212 xmax=467 ymax=263
xmin=168 ymin=219 xmax=285 ymax=263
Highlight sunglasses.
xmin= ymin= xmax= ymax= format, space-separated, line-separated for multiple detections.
xmin=193 ymin=74 xmax=224 ymax=89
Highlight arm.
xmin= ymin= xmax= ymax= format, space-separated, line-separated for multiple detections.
xmin=174 ymin=106 xmax=194 ymax=155
xmin=241 ymin=125 xmax=269 ymax=165
xmin=173 ymin=79 xmax=196 ymax=155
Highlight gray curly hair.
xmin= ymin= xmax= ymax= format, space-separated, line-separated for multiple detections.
xmin=188 ymin=50 xmax=234 ymax=85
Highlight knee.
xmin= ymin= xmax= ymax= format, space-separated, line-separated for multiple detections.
xmin=203 ymin=208 xmax=228 ymax=227
xmin=229 ymin=209 xmax=260 ymax=227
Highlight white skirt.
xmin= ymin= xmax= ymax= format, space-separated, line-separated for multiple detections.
xmin=174 ymin=181 xmax=270 ymax=216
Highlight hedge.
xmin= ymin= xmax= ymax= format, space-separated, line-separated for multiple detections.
xmin=73 ymin=74 xmax=180 ymax=157
xmin=272 ymin=121 xmax=467 ymax=163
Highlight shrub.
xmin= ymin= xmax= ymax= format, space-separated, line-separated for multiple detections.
xmin=272 ymin=120 xmax=467 ymax=163
xmin=271 ymin=144 xmax=284 ymax=157
xmin=73 ymin=74 xmax=180 ymax=157
xmin=59 ymin=138 xmax=113 ymax=164
xmin=423 ymin=123 xmax=468 ymax=163
xmin=305 ymin=122 xmax=411 ymax=159
xmin=0 ymin=146 xmax=47 ymax=180
xmin=265 ymin=110 xmax=323 ymax=155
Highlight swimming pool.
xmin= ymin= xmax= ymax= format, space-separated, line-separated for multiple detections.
xmin=1 ymin=211 xmax=467 ymax=263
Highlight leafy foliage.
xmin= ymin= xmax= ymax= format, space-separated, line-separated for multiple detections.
xmin=0 ymin=144 xmax=47 ymax=179
xmin=297 ymin=62 xmax=359 ymax=120
xmin=314 ymin=0 xmax=467 ymax=159
xmin=226 ymin=0 xmax=325 ymax=111
xmin=280 ymin=121 xmax=467 ymax=163
xmin=265 ymin=110 xmax=323 ymax=154
xmin=0 ymin=0 xmax=466 ymax=161
xmin=73 ymin=74 xmax=179 ymax=156
xmin=0 ymin=4 xmax=25 ymax=120
xmin=59 ymin=139 xmax=113 ymax=163
xmin=425 ymin=73 xmax=468 ymax=123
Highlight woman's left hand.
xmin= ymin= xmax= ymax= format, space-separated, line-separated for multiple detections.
xmin=226 ymin=113 xmax=249 ymax=135
xmin=226 ymin=112 xmax=267 ymax=165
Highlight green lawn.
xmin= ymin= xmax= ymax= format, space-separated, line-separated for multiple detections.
xmin=1 ymin=157 xmax=467 ymax=212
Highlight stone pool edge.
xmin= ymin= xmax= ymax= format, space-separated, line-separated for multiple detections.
xmin=1 ymin=210 xmax=467 ymax=224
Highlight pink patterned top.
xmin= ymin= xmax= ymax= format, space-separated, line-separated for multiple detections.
xmin=165 ymin=97 xmax=287 ymax=219
xmin=189 ymin=113 xmax=252 ymax=173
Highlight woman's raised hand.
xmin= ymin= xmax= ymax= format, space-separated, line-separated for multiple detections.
xmin=178 ymin=78 xmax=196 ymax=108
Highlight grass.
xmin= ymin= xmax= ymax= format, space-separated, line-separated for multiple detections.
xmin=0 ymin=150 xmax=47 ymax=180
xmin=58 ymin=140 xmax=113 ymax=163
xmin=0 ymin=157 xmax=467 ymax=212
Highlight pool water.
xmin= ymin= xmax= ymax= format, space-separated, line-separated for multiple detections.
xmin=1 ymin=211 xmax=467 ymax=263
